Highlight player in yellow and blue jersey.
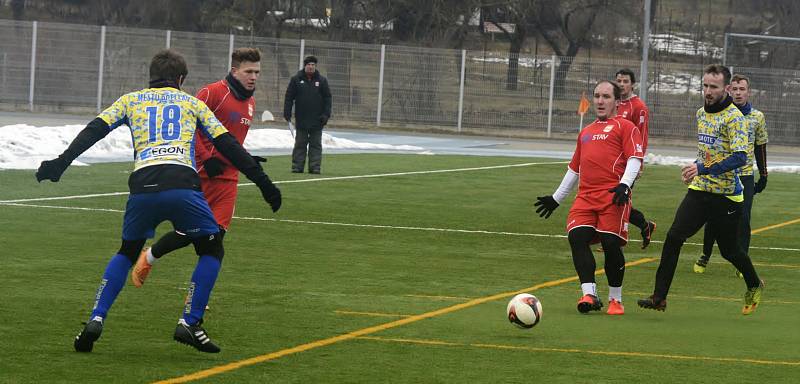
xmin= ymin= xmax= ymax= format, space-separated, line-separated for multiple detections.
xmin=36 ymin=50 xmax=282 ymax=353
xmin=638 ymin=64 xmax=764 ymax=315
xmin=696 ymin=74 xmax=769 ymax=274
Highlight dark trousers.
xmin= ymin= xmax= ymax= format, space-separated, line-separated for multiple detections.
xmin=653 ymin=189 xmax=760 ymax=299
xmin=292 ymin=128 xmax=323 ymax=172
xmin=702 ymin=175 xmax=755 ymax=257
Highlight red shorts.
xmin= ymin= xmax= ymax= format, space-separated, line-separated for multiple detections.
xmin=200 ymin=177 xmax=238 ymax=230
xmin=566 ymin=189 xmax=631 ymax=245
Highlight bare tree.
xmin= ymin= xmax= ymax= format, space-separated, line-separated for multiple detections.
xmin=484 ymin=0 xmax=605 ymax=94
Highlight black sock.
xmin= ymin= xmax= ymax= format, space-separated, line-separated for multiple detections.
xmin=151 ymin=231 xmax=192 ymax=259
xmin=568 ymin=227 xmax=597 ymax=284
xmin=629 ymin=209 xmax=647 ymax=231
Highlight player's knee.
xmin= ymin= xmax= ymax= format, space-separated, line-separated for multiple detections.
xmin=599 ymin=233 xmax=622 ymax=250
xmin=118 ymin=239 xmax=146 ymax=264
xmin=192 ymin=232 xmax=225 ymax=261
xmin=568 ymin=227 xmax=595 ymax=246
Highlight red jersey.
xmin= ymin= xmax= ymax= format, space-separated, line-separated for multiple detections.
xmin=616 ymin=95 xmax=649 ymax=152
xmin=568 ymin=117 xmax=644 ymax=194
xmin=194 ymin=79 xmax=256 ymax=181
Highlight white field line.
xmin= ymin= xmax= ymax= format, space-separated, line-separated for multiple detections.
xmin=0 ymin=161 xmax=567 ymax=204
xmin=2 ymin=201 xmax=799 ymax=253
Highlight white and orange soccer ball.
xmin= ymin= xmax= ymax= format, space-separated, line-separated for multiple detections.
xmin=506 ymin=293 xmax=543 ymax=329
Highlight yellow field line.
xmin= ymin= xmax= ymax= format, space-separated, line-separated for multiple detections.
xmin=152 ymin=258 xmax=656 ymax=383
xmin=751 ymin=218 xmax=800 ymax=234
xmin=355 ymin=336 xmax=800 ymax=366
xmin=334 ymin=310 xmax=412 ymax=318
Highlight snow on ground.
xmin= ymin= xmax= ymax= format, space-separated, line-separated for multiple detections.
xmin=0 ymin=124 xmax=423 ymax=170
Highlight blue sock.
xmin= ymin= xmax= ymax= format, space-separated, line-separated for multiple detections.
xmin=183 ymin=255 xmax=221 ymax=325
xmin=90 ymin=254 xmax=133 ymax=321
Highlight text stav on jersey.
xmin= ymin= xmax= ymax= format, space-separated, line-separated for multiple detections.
xmin=569 ymin=116 xmax=644 ymax=193
xmin=193 ymin=80 xmax=256 ymax=181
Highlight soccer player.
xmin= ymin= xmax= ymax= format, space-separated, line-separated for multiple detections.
xmin=637 ymin=64 xmax=764 ymax=315
xmin=535 ymin=80 xmax=644 ymax=316
xmin=615 ymin=68 xmax=657 ymax=249
xmin=131 ymin=47 xmax=266 ymax=287
xmin=694 ymin=73 xmax=768 ymax=274
xmin=35 ymin=50 xmax=282 ymax=353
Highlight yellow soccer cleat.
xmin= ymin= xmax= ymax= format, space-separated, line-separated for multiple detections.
xmin=742 ymin=280 xmax=765 ymax=315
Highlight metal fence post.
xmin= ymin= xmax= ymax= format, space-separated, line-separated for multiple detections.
xmin=546 ymin=55 xmax=556 ymax=138
xmin=457 ymin=49 xmax=466 ymax=133
xmin=29 ymin=21 xmax=37 ymax=112
xmin=377 ymin=44 xmax=385 ymax=126
xmin=299 ymin=39 xmax=305 ymax=70
xmin=97 ymin=25 xmax=106 ymax=113
xmin=166 ymin=30 xmax=171 ymax=49
xmin=228 ymin=34 xmax=234 ymax=69
xmin=640 ymin=0 xmax=651 ymax=104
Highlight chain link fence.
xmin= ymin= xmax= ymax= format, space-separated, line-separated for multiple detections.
xmin=2 ymin=19 xmax=798 ymax=144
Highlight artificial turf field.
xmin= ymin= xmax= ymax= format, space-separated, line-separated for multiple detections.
xmin=1 ymin=153 xmax=798 ymax=383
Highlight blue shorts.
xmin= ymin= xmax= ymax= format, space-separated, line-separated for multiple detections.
xmin=121 ymin=189 xmax=219 ymax=240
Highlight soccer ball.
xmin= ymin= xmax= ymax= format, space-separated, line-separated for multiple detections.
xmin=506 ymin=293 xmax=543 ymax=329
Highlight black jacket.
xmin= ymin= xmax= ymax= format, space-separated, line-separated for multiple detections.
xmin=283 ymin=69 xmax=332 ymax=130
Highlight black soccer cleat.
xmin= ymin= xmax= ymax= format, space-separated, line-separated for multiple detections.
xmin=74 ymin=317 xmax=104 ymax=352
xmin=641 ymin=221 xmax=657 ymax=249
xmin=576 ymin=294 xmax=603 ymax=314
xmin=637 ymin=295 xmax=667 ymax=312
xmin=174 ymin=319 xmax=220 ymax=353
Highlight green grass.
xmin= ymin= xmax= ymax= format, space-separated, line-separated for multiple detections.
xmin=1 ymin=153 xmax=799 ymax=384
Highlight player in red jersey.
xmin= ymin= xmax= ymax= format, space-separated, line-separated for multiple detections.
xmin=615 ymin=68 xmax=657 ymax=249
xmin=535 ymin=80 xmax=644 ymax=316
xmin=131 ymin=47 xmax=267 ymax=287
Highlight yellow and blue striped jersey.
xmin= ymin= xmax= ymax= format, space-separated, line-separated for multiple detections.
xmin=689 ymin=102 xmax=748 ymax=200
xmin=740 ymin=108 xmax=768 ymax=176
xmin=97 ymin=87 xmax=228 ymax=172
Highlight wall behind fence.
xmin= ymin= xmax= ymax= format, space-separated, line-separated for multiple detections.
xmin=1 ymin=19 xmax=798 ymax=145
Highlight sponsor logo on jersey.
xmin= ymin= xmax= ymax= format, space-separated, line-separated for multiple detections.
xmin=140 ymin=145 xmax=186 ymax=160
xmin=636 ymin=144 xmax=643 ymax=153
xmin=698 ymin=133 xmax=717 ymax=145
xmin=622 ymin=111 xmax=628 ymax=118
xmin=603 ymin=125 xmax=614 ymax=132
xmin=592 ymin=133 xmax=609 ymax=140
xmin=248 ymin=103 xmax=254 ymax=117
xmin=315 ymin=81 xmax=320 ymax=87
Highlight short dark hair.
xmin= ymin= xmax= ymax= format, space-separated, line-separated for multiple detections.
xmin=232 ymin=47 xmax=261 ymax=68
xmin=704 ymin=64 xmax=732 ymax=84
xmin=595 ymin=80 xmax=622 ymax=100
xmin=149 ymin=49 xmax=188 ymax=82
xmin=731 ymin=74 xmax=750 ymax=88
xmin=303 ymin=55 xmax=318 ymax=65
xmin=615 ymin=68 xmax=636 ymax=84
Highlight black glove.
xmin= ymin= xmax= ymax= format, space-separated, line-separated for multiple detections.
xmin=534 ymin=195 xmax=559 ymax=219
xmin=754 ymin=176 xmax=767 ymax=194
xmin=284 ymin=114 xmax=291 ymax=122
xmin=203 ymin=157 xmax=227 ymax=178
xmin=320 ymin=115 xmax=329 ymax=126
xmin=256 ymin=178 xmax=282 ymax=213
xmin=609 ymin=183 xmax=631 ymax=206
xmin=36 ymin=157 xmax=70 ymax=182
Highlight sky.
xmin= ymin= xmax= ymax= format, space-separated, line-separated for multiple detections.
xmin=1 ymin=123 xmax=797 ymax=174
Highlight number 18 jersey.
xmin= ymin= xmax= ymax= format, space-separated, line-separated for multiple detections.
xmin=98 ymin=87 xmax=229 ymax=172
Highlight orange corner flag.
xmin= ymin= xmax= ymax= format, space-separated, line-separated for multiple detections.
xmin=578 ymin=91 xmax=590 ymax=116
